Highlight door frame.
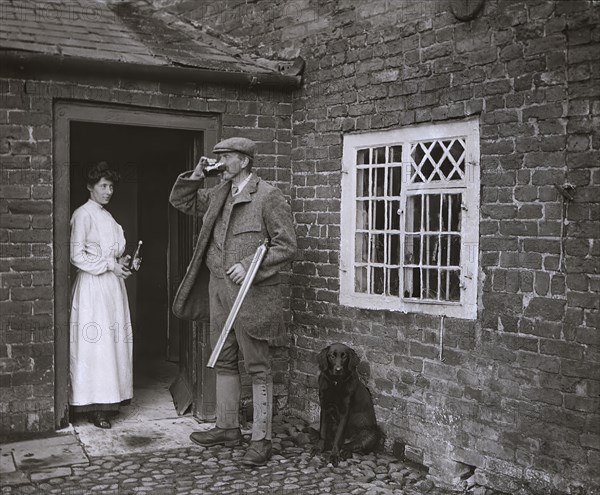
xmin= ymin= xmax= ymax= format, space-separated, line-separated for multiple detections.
xmin=53 ymin=101 xmax=219 ymax=428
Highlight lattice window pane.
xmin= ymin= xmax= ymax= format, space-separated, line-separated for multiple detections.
xmin=448 ymin=140 xmax=465 ymax=180
xmin=410 ymin=138 xmax=466 ymax=183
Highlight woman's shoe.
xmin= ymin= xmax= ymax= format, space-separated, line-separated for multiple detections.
xmin=89 ymin=412 xmax=111 ymax=429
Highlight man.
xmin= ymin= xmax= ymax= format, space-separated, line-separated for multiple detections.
xmin=169 ymin=137 xmax=296 ymax=466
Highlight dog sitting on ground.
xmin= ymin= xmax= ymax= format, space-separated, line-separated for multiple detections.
xmin=310 ymin=343 xmax=383 ymax=466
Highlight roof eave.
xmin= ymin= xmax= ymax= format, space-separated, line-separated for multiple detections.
xmin=0 ymin=50 xmax=303 ymax=89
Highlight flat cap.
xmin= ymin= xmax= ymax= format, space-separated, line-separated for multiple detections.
xmin=212 ymin=137 xmax=256 ymax=158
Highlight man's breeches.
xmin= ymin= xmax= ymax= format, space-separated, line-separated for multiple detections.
xmin=208 ymin=275 xmax=270 ymax=376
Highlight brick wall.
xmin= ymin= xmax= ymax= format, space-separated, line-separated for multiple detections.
xmin=0 ymin=71 xmax=293 ymax=440
xmin=177 ymin=0 xmax=600 ymax=493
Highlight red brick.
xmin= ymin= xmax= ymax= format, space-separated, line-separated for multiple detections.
xmin=10 ymin=286 xmax=53 ymax=301
xmin=564 ymin=395 xmax=599 ymax=413
xmin=562 ymin=359 xmax=600 ymax=380
xmin=567 ymin=151 xmax=600 ymax=169
xmin=7 ymin=200 xmax=51 ymax=215
xmin=524 ymin=298 xmax=566 ymax=322
xmin=521 ymin=387 xmax=563 ymax=406
xmin=0 ymin=215 xmax=31 ymax=229
xmin=500 ymin=252 xmax=542 ymax=269
xmin=567 ymin=292 xmax=600 ymax=310
xmin=522 ymin=239 xmax=561 ymax=254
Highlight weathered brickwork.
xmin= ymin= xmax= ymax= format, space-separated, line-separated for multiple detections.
xmin=0 ymin=72 xmax=293 ymax=439
xmin=179 ymin=0 xmax=600 ymax=493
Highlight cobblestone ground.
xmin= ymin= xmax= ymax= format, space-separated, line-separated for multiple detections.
xmin=1 ymin=416 xmax=483 ymax=495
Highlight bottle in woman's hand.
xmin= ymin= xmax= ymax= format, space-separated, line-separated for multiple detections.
xmin=125 ymin=241 xmax=142 ymax=271
xmin=128 ymin=252 xmax=142 ymax=272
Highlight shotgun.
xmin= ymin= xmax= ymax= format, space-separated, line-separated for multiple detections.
xmin=207 ymin=239 xmax=270 ymax=368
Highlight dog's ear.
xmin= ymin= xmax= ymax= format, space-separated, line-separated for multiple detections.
xmin=317 ymin=346 xmax=330 ymax=372
xmin=348 ymin=347 xmax=360 ymax=371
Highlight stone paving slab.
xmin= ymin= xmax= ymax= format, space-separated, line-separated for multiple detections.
xmin=74 ymin=416 xmax=212 ymax=457
xmin=0 ymin=452 xmax=16 ymax=474
xmin=0 ymin=433 xmax=87 ymax=472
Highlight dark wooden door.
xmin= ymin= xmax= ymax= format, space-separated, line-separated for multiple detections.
xmin=168 ymin=134 xmax=218 ymax=419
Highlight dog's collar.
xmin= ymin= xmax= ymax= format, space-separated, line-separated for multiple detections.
xmin=325 ymin=373 xmax=352 ymax=387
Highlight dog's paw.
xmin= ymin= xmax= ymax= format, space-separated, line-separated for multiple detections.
xmin=340 ymin=446 xmax=353 ymax=460
xmin=329 ymin=447 xmax=341 ymax=466
xmin=310 ymin=440 xmax=325 ymax=457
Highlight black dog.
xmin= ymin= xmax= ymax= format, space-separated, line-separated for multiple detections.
xmin=311 ymin=343 xmax=383 ymax=465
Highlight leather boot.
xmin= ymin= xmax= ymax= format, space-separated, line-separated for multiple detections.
xmin=241 ymin=439 xmax=272 ymax=466
xmin=242 ymin=374 xmax=273 ymax=465
xmin=190 ymin=426 xmax=242 ymax=447
xmin=189 ymin=373 xmax=241 ymax=447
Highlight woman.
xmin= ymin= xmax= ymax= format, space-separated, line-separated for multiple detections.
xmin=69 ymin=163 xmax=133 ymax=429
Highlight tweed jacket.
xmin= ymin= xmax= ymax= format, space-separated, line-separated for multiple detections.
xmin=169 ymin=172 xmax=296 ymax=340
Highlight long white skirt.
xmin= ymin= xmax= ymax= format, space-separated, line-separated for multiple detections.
xmin=69 ymin=270 xmax=133 ymax=406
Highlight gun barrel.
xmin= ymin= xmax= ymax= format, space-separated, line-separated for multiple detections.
xmin=207 ymin=239 xmax=269 ymax=368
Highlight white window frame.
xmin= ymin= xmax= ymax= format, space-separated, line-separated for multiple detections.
xmin=340 ymin=118 xmax=480 ymax=320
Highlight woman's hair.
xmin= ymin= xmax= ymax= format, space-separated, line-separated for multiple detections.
xmin=86 ymin=161 xmax=120 ymax=187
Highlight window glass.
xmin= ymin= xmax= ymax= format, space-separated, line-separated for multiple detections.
xmin=340 ymin=120 xmax=479 ymax=319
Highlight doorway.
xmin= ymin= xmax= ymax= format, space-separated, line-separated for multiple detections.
xmin=53 ymin=102 xmax=218 ymax=429
xmin=70 ymin=122 xmax=193 ymax=362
